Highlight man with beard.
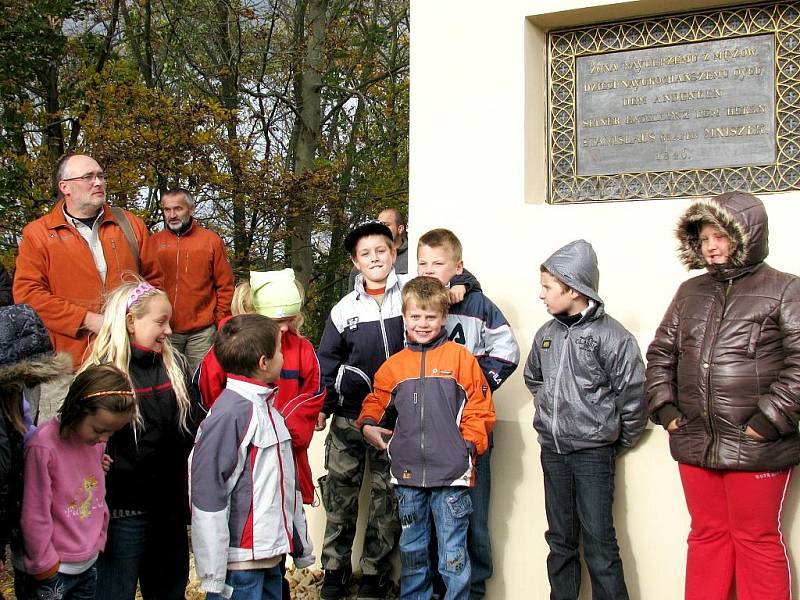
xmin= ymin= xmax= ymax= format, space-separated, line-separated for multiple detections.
xmin=147 ymin=189 xmax=235 ymax=373
xmin=13 ymin=153 xmax=164 ymax=420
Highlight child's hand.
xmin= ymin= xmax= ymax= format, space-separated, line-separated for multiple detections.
xmin=362 ymin=424 xmax=392 ymax=450
xmin=101 ymin=454 xmax=113 ymax=473
xmin=449 ymin=284 xmax=467 ymax=304
xmin=315 ymin=413 xmax=328 ymax=431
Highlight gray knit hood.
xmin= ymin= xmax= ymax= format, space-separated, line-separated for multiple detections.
xmin=541 ymin=239 xmax=602 ymax=305
xmin=676 ymin=191 xmax=768 ymax=273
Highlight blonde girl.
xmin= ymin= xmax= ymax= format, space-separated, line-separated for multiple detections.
xmin=17 ymin=364 xmax=136 ymax=600
xmin=83 ymin=279 xmax=198 ymax=600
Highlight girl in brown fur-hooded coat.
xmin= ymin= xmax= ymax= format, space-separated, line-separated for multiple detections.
xmin=0 ymin=304 xmax=71 ymax=572
xmin=646 ymin=191 xmax=800 ymax=600
xmin=647 ymin=191 xmax=800 ymax=470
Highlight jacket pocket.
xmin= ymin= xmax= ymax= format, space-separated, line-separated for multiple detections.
xmin=746 ymin=322 xmax=761 ymax=358
xmin=334 ymin=365 xmax=373 ymax=404
xmin=317 ymin=474 xmax=331 ymax=511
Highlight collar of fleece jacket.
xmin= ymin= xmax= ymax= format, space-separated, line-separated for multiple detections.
xmin=676 ymin=191 xmax=769 ymax=275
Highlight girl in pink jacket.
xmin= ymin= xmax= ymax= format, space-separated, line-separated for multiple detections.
xmin=17 ymin=364 xmax=137 ymax=600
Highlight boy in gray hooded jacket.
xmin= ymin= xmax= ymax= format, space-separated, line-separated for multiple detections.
xmin=523 ymin=239 xmax=646 ymax=600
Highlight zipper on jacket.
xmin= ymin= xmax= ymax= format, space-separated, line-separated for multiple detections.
xmin=264 ymin=401 xmax=294 ymax=552
xmin=110 ymin=239 xmax=121 ymax=287
xmin=378 ymin=300 xmax=391 ymax=359
xmin=550 ymin=326 xmax=571 ymax=454
xmin=420 ymin=347 xmax=428 ymax=487
xmin=705 ymin=278 xmax=733 ymax=468
xmin=174 ymin=236 xmax=181 ymax=317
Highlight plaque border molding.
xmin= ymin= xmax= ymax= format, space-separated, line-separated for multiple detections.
xmin=547 ymin=0 xmax=800 ymax=203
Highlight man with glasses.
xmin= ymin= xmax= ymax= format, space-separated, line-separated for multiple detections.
xmin=13 ymin=153 xmax=163 ymax=420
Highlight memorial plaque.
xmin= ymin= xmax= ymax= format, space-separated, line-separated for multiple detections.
xmin=546 ymin=1 xmax=800 ymax=203
xmin=576 ymin=35 xmax=776 ymax=176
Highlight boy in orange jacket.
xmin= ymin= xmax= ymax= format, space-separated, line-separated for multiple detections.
xmin=358 ymin=276 xmax=495 ymax=600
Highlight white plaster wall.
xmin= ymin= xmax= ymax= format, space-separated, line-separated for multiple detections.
xmin=302 ymin=2 xmax=800 ymax=598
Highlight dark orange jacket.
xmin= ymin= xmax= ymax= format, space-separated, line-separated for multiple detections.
xmin=357 ymin=331 xmax=495 ymax=488
xmin=13 ymin=201 xmax=164 ymax=369
xmin=147 ymin=221 xmax=234 ymax=333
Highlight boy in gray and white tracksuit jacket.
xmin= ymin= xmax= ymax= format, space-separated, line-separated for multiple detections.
xmin=190 ymin=315 xmax=313 ymax=599
xmin=524 ymin=239 xmax=646 ymax=600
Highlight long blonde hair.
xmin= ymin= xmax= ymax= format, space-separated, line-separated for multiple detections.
xmin=231 ymin=281 xmax=305 ymax=333
xmin=81 ymin=279 xmax=192 ymax=432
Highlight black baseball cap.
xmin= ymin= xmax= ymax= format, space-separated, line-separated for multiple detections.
xmin=344 ymin=222 xmax=394 ymax=253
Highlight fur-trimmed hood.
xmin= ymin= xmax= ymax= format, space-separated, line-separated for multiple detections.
xmin=0 ymin=304 xmax=73 ymax=387
xmin=676 ymin=191 xmax=768 ymax=271
xmin=0 ymin=352 xmax=72 ymax=388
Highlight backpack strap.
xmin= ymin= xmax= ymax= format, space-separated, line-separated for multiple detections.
xmin=110 ymin=206 xmax=141 ymax=273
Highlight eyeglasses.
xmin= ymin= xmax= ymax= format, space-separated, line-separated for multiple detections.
xmin=61 ymin=172 xmax=107 ymax=183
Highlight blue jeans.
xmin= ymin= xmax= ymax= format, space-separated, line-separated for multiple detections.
xmin=467 ymin=438 xmax=492 ymax=599
xmin=541 ymin=445 xmax=629 ymax=600
xmin=206 ymin=566 xmax=283 ymax=600
xmin=94 ymin=513 xmax=189 ymax=600
xmin=15 ymin=566 xmax=97 ymax=600
xmin=395 ymin=486 xmax=472 ymax=600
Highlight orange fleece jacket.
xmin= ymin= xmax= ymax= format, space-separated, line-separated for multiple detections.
xmin=358 ymin=339 xmax=495 ymax=457
xmin=13 ymin=201 xmax=164 ymax=369
xmin=147 ymin=221 xmax=234 ymax=333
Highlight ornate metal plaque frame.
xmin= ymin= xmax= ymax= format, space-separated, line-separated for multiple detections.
xmin=547 ymin=1 xmax=800 ymax=203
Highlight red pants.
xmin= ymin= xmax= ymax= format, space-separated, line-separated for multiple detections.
xmin=679 ymin=463 xmax=792 ymax=600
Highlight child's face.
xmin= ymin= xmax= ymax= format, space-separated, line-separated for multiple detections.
xmin=127 ymin=295 xmax=173 ymax=352
xmin=540 ymin=271 xmax=581 ymax=316
xmin=417 ymin=244 xmax=463 ymax=285
xmin=272 ymin=316 xmax=297 ymax=334
xmin=74 ymin=408 xmax=132 ymax=445
xmin=255 ymin=335 xmax=284 ymax=384
xmin=351 ymin=235 xmax=396 ymax=288
xmin=404 ymin=299 xmax=445 ymax=344
xmin=699 ymin=223 xmax=732 ymax=265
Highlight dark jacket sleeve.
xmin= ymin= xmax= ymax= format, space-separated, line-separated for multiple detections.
xmin=0 ymin=410 xmax=11 ymax=481
xmin=475 ymin=296 xmax=519 ymax=391
xmin=607 ymin=332 xmax=647 ymax=449
xmin=317 ymin=315 xmax=346 ymax=416
xmin=645 ymin=293 xmax=683 ymax=429
xmin=523 ymin=336 xmax=543 ymax=399
xmin=452 ymin=268 xmax=481 ymax=293
xmin=748 ymin=277 xmax=800 ymax=438
xmin=0 ymin=264 xmax=12 ymax=306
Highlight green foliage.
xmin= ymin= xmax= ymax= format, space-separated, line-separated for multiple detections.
xmin=0 ymin=0 xmax=409 ymax=344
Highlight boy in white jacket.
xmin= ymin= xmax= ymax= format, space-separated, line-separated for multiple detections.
xmin=190 ymin=314 xmax=313 ymax=599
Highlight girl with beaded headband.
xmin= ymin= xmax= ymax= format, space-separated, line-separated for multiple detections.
xmin=17 ymin=364 xmax=136 ymax=600
xmin=80 ymin=278 xmax=199 ymax=600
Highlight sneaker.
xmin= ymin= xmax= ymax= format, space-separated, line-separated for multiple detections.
xmin=357 ymin=573 xmax=390 ymax=599
xmin=320 ymin=568 xmax=351 ymax=599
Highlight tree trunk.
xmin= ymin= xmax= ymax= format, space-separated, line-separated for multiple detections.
xmin=287 ymin=0 xmax=326 ymax=289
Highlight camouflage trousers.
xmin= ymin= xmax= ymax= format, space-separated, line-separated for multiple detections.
xmin=318 ymin=416 xmax=399 ymax=577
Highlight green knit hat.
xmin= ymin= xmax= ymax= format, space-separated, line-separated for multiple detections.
xmin=250 ymin=269 xmax=303 ymax=318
